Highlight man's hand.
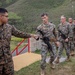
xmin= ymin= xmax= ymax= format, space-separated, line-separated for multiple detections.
xmin=30 ymin=34 xmax=39 ymax=39
xmin=55 ymin=41 xmax=60 ymax=47
xmin=65 ymin=38 xmax=68 ymax=42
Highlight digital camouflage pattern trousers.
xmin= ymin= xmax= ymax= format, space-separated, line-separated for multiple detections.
xmin=0 ymin=61 xmax=14 ymax=75
xmin=57 ymin=41 xmax=70 ymax=58
xmin=40 ymin=42 xmax=56 ymax=70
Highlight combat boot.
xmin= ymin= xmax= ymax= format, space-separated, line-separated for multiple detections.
xmin=50 ymin=63 xmax=55 ymax=69
xmin=66 ymin=56 xmax=71 ymax=62
xmin=55 ymin=57 xmax=59 ymax=64
xmin=70 ymin=51 xmax=75 ymax=56
xmin=41 ymin=69 xmax=46 ymax=75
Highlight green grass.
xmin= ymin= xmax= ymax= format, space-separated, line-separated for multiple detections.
xmin=15 ymin=61 xmax=40 ymax=75
xmin=34 ymin=49 xmax=41 ymax=54
xmin=6 ymin=0 xmax=75 ymax=32
xmin=10 ymin=36 xmax=27 ymax=51
xmin=14 ymin=56 xmax=75 ymax=75
xmin=11 ymin=36 xmax=23 ymax=41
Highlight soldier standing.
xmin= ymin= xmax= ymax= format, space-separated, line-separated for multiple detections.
xmin=73 ymin=19 xmax=75 ymax=47
xmin=36 ymin=13 xmax=58 ymax=75
xmin=0 ymin=8 xmax=37 ymax=75
xmin=68 ymin=18 xmax=75 ymax=56
xmin=55 ymin=16 xmax=70 ymax=63
xmin=73 ymin=19 xmax=75 ymax=25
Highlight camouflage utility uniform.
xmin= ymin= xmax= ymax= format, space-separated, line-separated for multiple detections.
xmin=37 ymin=22 xmax=57 ymax=70
xmin=0 ymin=24 xmax=31 ymax=75
xmin=68 ymin=23 xmax=75 ymax=55
xmin=73 ymin=23 xmax=75 ymax=47
xmin=57 ymin=22 xmax=70 ymax=59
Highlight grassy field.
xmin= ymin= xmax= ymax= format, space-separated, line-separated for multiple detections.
xmin=14 ymin=56 xmax=75 ymax=75
xmin=14 ymin=49 xmax=74 ymax=75
xmin=6 ymin=0 xmax=75 ymax=32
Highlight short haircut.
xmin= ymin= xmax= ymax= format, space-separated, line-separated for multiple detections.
xmin=73 ymin=18 xmax=75 ymax=20
xmin=60 ymin=15 xmax=65 ymax=19
xmin=68 ymin=18 xmax=72 ymax=19
xmin=41 ymin=13 xmax=48 ymax=17
xmin=0 ymin=8 xmax=8 ymax=14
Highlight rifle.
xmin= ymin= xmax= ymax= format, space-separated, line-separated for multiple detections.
xmin=37 ymin=30 xmax=54 ymax=54
xmin=58 ymin=30 xmax=67 ymax=40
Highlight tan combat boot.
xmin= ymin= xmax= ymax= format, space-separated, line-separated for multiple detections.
xmin=70 ymin=51 xmax=75 ymax=56
xmin=55 ymin=57 xmax=59 ymax=64
xmin=41 ymin=69 xmax=46 ymax=75
xmin=50 ymin=63 xmax=55 ymax=69
xmin=66 ymin=56 xmax=71 ymax=62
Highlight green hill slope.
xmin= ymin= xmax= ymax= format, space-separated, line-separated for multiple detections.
xmin=0 ymin=0 xmax=18 ymax=7
xmin=6 ymin=0 xmax=75 ymax=32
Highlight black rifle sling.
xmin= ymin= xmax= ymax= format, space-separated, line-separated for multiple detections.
xmin=37 ymin=30 xmax=53 ymax=53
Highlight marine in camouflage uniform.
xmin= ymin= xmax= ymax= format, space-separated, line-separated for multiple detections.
xmin=36 ymin=13 xmax=57 ymax=75
xmin=68 ymin=18 xmax=75 ymax=56
xmin=73 ymin=19 xmax=75 ymax=47
xmin=55 ymin=16 xmax=70 ymax=63
xmin=0 ymin=8 xmax=36 ymax=75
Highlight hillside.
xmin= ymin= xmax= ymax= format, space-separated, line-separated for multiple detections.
xmin=6 ymin=0 xmax=75 ymax=32
xmin=0 ymin=0 xmax=18 ymax=7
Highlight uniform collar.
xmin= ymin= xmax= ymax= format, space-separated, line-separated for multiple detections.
xmin=43 ymin=22 xmax=50 ymax=26
xmin=0 ymin=24 xmax=4 ymax=27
